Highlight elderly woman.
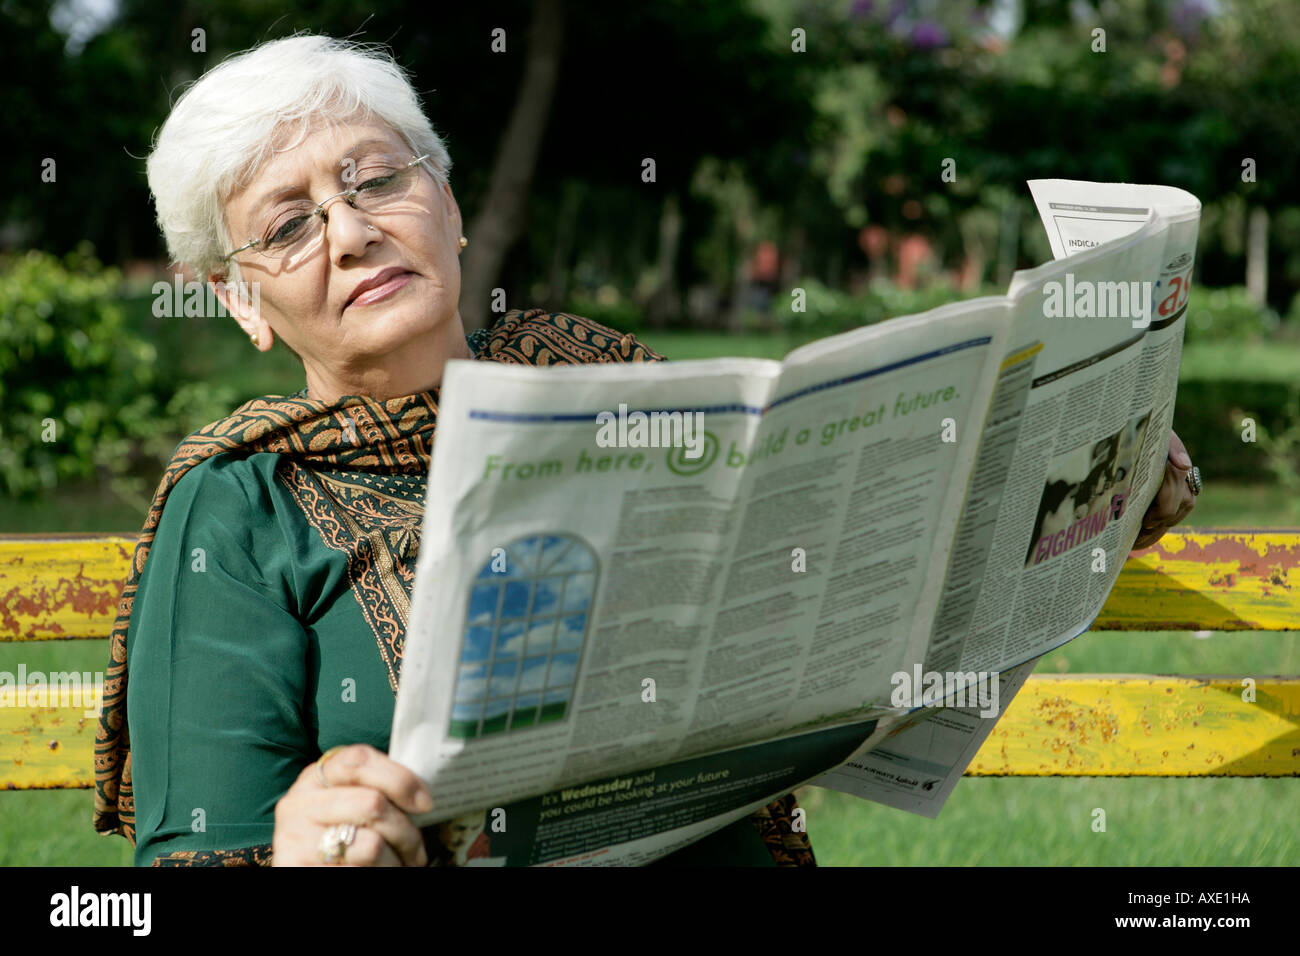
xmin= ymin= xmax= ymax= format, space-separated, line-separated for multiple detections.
xmin=91 ymin=33 xmax=809 ymax=867
xmin=94 ymin=34 xmax=1198 ymax=868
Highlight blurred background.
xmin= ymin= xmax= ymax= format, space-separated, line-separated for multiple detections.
xmin=0 ymin=0 xmax=1296 ymax=866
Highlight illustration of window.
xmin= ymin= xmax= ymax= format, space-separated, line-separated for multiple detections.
xmin=448 ymin=533 xmax=597 ymax=739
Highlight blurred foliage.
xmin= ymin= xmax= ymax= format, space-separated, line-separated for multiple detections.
xmin=1252 ymin=383 xmax=1300 ymax=498
xmin=1183 ymin=285 xmax=1280 ymax=344
xmin=0 ymin=246 xmax=142 ymax=495
xmin=8 ymin=0 xmax=1300 ymax=318
xmin=3 ymin=0 xmax=1300 ymax=509
xmin=775 ymin=277 xmax=1000 ymax=337
xmin=1176 ymin=379 xmax=1295 ymax=482
xmin=0 ymin=248 xmax=237 ymax=504
xmin=562 ymin=293 xmax=646 ymax=335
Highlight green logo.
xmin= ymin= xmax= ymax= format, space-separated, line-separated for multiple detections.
xmin=666 ymin=430 xmax=719 ymax=476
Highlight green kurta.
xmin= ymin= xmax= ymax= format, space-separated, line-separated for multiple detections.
xmin=125 ymin=320 xmax=780 ymax=866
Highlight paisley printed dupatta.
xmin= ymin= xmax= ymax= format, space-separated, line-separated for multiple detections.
xmin=92 ymin=309 xmax=815 ymax=866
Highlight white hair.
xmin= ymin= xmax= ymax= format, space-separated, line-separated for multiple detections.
xmin=146 ymin=33 xmax=453 ymax=284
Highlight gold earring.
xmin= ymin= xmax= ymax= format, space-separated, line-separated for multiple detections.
xmin=458 ymin=235 xmax=468 ymax=250
xmin=249 ymin=331 xmax=259 ymax=346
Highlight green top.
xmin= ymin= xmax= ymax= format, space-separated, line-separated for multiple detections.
xmin=126 ymin=330 xmax=776 ymax=867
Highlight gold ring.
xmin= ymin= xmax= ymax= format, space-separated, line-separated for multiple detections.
xmin=319 ymin=823 xmax=357 ymax=864
xmin=314 ymin=745 xmax=347 ymax=788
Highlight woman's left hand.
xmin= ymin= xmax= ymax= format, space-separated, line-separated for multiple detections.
xmin=1131 ymin=430 xmax=1197 ymax=552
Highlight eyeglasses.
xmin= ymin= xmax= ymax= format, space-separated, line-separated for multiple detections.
xmin=223 ymin=154 xmax=431 ymax=262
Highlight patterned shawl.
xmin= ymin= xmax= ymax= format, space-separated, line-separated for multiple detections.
xmin=92 ymin=308 xmax=814 ymax=866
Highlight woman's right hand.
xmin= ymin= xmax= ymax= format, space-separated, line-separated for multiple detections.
xmin=272 ymin=743 xmax=433 ymax=866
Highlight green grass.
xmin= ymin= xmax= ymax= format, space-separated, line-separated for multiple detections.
xmin=0 ymin=792 xmax=134 ymax=866
xmin=1 ymin=329 xmax=1295 ymax=866
xmin=798 ymin=778 xmax=1295 ymax=866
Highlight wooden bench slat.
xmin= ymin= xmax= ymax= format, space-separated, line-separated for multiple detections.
xmin=2 ymin=676 xmax=1297 ymax=788
xmin=3 ymin=529 xmax=1297 ymax=788
xmin=3 ymin=529 xmax=1297 ymax=641
xmin=1096 ymin=529 xmax=1300 ymax=631
xmin=0 ymin=535 xmax=136 ymax=642
xmin=1 ymin=683 xmax=103 ymax=789
xmin=969 ymin=675 xmax=1300 ymax=776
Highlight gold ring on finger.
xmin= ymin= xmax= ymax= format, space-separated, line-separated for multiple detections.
xmin=314 ymin=745 xmax=347 ymax=789
xmin=319 ymin=822 xmax=358 ymax=864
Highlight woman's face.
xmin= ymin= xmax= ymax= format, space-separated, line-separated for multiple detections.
xmin=214 ymin=118 xmax=467 ymax=401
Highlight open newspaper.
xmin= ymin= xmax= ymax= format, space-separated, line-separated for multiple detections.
xmin=389 ymin=179 xmax=1201 ymax=865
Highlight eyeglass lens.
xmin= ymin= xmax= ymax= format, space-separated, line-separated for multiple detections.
xmin=252 ymin=160 xmax=424 ymax=259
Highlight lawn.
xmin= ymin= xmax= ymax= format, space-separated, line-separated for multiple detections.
xmin=0 ymin=325 xmax=1295 ymax=866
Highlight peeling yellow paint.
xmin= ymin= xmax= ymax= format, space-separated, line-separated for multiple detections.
xmin=969 ymin=675 xmax=1300 ymax=776
xmin=0 ymin=535 xmax=135 ymax=642
xmin=0 ymin=684 xmax=102 ymax=789
xmin=1098 ymin=529 xmax=1300 ymax=631
xmin=2 ymin=532 xmax=1297 ymax=787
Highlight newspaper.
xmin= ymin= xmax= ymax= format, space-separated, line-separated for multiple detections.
xmin=389 ymin=179 xmax=1201 ymax=864
xmin=814 ymin=656 xmax=1039 ymax=818
xmin=812 ymin=179 xmax=1201 ymax=816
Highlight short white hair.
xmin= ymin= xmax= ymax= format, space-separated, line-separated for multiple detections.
xmin=146 ymin=33 xmax=453 ymax=283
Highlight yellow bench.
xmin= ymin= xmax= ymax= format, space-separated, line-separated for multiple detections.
xmin=1 ymin=529 xmax=1297 ymax=788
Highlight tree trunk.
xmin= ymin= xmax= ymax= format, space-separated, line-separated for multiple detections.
xmin=545 ymin=181 xmax=580 ymax=307
xmin=995 ymin=195 xmax=1019 ymax=288
xmin=645 ymin=193 xmax=682 ymax=329
xmin=958 ymin=211 xmax=985 ymax=292
xmin=779 ymin=223 xmax=805 ymax=291
xmin=1246 ymin=206 xmax=1268 ymax=306
xmin=727 ymin=204 xmax=756 ymax=333
xmin=459 ymin=0 xmax=565 ymax=330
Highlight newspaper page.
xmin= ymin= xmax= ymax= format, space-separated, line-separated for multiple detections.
xmin=815 ymin=180 xmax=1200 ymax=816
xmin=389 ymin=299 xmax=1014 ymax=864
xmin=389 ymin=179 xmax=1200 ymax=863
xmin=921 ymin=188 xmax=1199 ymax=679
xmin=814 ymin=656 xmax=1038 ymax=818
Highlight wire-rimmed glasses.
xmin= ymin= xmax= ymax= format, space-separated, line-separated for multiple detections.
xmin=222 ymin=153 xmax=431 ymax=262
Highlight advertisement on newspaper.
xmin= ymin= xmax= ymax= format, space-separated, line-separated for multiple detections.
xmin=422 ymin=718 xmax=882 ymax=866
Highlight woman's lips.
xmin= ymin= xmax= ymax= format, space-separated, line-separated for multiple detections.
xmin=348 ymin=271 xmax=413 ymax=308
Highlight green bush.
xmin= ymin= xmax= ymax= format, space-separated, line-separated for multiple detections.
xmin=0 ymin=246 xmax=238 ymax=503
xmin=1251 ymin=383 xmax=1300 ymax=497
xmin=1171 ymin=379 xmax=1297 ymax=481
xmin=0 ymin=245 xmax=140 ymax=495
xmin=776 ymin=278 xmax=995 ymax=337
xmin=1183 ymin=286 xmax=1279 ymax=343
xmin=776 ymin=281 xmax=1283 ymax=344
xmin=563 ymin=294 xmax=646 ymax=334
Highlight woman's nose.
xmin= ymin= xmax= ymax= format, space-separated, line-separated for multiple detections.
xmin=321 ymin=199 xmax=380 ymax=261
